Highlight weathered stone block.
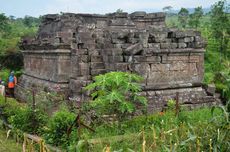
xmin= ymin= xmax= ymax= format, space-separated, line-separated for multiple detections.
xmin=90 ymin=62 xmax=105 ymax=69
xmin=104 ymin=48 xmax=123 ymax=55
xmin=160 ymin=43 xmax=171 ymax=49
xmin=131 ymin=63 xmax=150 ymax=79
xmin=131 ymin=56 xmax=161 ymax=63
xmin=124 ymin=43 xmax=143 ymax=55
xmin=178 ymin=43 xmax=187 ymax=48
xmin=169 ymin=61 xmax=187 ymax=71
xmin=69 ymin=79 xmax=91 ymax=93
xmin=171 ymin=43 xmax=178 ymax=49
xmin=76 ymin=49 xmax=88 ymax=55
xmin=90 ymin=55 xmax=103 ymax=62
xmin=174 ymin=31 xmax=185 ymax=38
xmin=132 ymin=56 xmax=147 ymax=62
xmin=189 ymin=55 xmax=200 ymax=62
xmin=139 ymin=32 xmax=149 ymax=48
xmin=167 ymin=55 xmax=188 ymax=61
xmin=79 ymin=63 xmax=90 ymax=76
xmin=146 ymin=56 xmax=161 ymax=62
xmin=96 ymin=20 xmax=107 ymax=28
xmin=184 ymin=37 xmax=193 ymax=43
xmin=121 ymin=44 xmax=132 ymax=49
xmin=115 ymin=63 xmax=128 ymax=71
xmin=206 ymin=84 xmax=216 ymax=96
xmin=154 ymin=33 xmax=167 ymax=42
xmin=78 ymin=55 xmax=89 ymax=62
xmin=178 ymin=38 xmax=185 ymax=43
xmin=91 ymin=69 xmax=106 ymax=76
xmin=130 ymin=11 xmax=147 ymax=18
xmin=146 ymin=43 xmax=160 ymax=54
xmin=128 ymin=38 xmax=139 ymax=44
xmin=108 ymin=55 xmax=123 ymax=62
xmin=194 ymin=42 xmax=204 ymax=49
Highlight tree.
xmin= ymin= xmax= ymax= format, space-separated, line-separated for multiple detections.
xmin=23 ymin=15 xmax=40 ymax=28
xmin=0 ymin=13 xmax=10 ymax=34
xmin=9 ymin=15 xmax=15 ymax=21
xmin=163 ymin=6 xmax=173 ymax=16
xmin=116 ymin=8 xmax=123 ymax=13
xmin=189 ymin=6 xmax=204 ymax=29
xmin=0 ymin=13 xmax=39 ymax=55
xmin=210 ymin=0 xmax=230 ymax=61
xmin=84 ymin=72 xmax=147 ymax=121
xmin=178 ymin=8 xmax=189 ymax=28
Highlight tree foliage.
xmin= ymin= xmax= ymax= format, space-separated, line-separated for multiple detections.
xmin=178 ymin=8 xmax=189 ymax=28
xmin=10 ymin=107 xmax=48 ymax=134
xmin=0 ymin=13 xmax=10 ymax=34
xmin=189 ymin=6 xmax=203 ymax=29
xmin=0 ymin=13 xmax=40 ymax=55
xmin=210 ymin=0 xmax=230 ymax=59
xmin=23 ymin=15 xmax=41 ymax=28
xmin=85 ymin=72 xmax=147 ymax=120
xmin=163 ymin=6 xmax=173 ymax=16
xmin=116 ymin=9 xmax=124 ymax=13
xmin=163 ymin=6 xmax=173 ymax=12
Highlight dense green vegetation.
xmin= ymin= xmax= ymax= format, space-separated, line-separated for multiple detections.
xmin=0 ymin=129 xmax=22 ymax=152
xmin=0 ymin=13 xmax=40 ymax=82
xmin=0 ymin=14 xmax=40 ymax=55
xmin=0 ymin=94 xmax=229 ymax=151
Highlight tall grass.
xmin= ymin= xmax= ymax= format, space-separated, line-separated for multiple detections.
xmin=69 ymin=107 xmax=230 ymax=152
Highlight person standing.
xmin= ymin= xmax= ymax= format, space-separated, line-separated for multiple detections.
xmin=8 ymin=71 xmax=17 ymax=97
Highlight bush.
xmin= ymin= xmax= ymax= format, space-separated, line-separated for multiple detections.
xmin=43 ymin=107 xmax=76 ymax=146
xmin=0 ymin=96 xmax=24 ymax=122
xmin=84 ymin=72 xmax=147 ymax=121
xmin=0 ymin=69 xmax=10 ymax=82
xmin=0 ymin=96 xmax=47 ymax=134
xmin=9 ymin=107 xmax=48 ymax=134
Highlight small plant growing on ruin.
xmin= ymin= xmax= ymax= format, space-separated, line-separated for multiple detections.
xmin=84 ymin=72 xmax=147 ymax=121
xmin=167 ymin=99 xmax=176 ymax=110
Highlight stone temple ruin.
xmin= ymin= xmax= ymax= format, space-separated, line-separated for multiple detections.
xmin=17 ymin=12 xmax=220 ymax=112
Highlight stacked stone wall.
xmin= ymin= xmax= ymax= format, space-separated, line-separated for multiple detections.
xmin=16 ymin=12 xmax=220 ymax=111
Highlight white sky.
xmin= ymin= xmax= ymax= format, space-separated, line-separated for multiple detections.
xmin=0 ymin=0 xmax=224 ymax=17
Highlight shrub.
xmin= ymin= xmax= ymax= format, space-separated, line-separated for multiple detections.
xmin=9 ymin=107 xmax=48 ymax=134
xmin=84 ymin=72 xmax=147 ymax=121
xmin=0 ymin=96 xmax=24 ymax=122
xmin=43 ymin=107 xmax=76 ymax=146
xmin=0 ymin=69 xmax=10 ymax=83
xmin=167 ymin=99 xmax=176 ymax=110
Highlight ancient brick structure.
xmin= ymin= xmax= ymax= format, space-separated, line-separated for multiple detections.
xmin=17 ymin=12 xmax=220 ymax=112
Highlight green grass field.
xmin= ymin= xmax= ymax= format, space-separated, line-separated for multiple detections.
xmin=0 ymin=129 xmax=22 ymax=152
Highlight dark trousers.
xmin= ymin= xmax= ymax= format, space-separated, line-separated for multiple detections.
xmin=9 ymin=88 xmax=14 ymax=98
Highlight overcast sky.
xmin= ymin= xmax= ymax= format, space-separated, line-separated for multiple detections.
xmin=0 ymin=0 xmax=222 ymax=17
